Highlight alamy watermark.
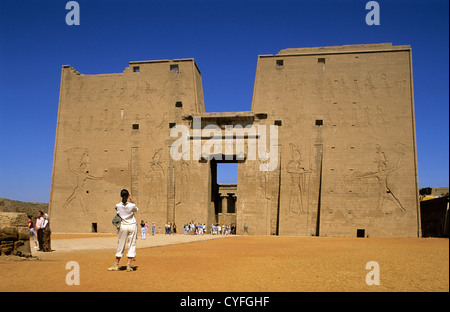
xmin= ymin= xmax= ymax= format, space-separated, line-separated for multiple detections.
xmin=169 ymin=117 xmax=279 ymax=172
xmin=65 ymin=261 xmax=80 ymax=285
xmin=365 ymin=261 xmax=380 ymax=286
xmin=365 ymin=1 xmax=380 ymax=26
xmin=65 ymin=1 xmax=80 ymax=26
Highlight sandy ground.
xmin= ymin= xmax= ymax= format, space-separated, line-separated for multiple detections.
xmin=0 ymin=234 xmax=448 ymax=292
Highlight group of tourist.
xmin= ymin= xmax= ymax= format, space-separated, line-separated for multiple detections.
xmin=184 ymin=222 xmax=205 ymax=235
xmin=28 ymin=211 xmax=51 ymax=252
xmin=138 ymin=221 xmax=179 ymax=239
xmin=137 ymin=220 xmax=236 ymax=238
xmin=164 ymin=222 xmax=177 ymax=235
xmin=183 ymin=221 xmax=235 ymax=235
xmin=210 ymin=223 xmax=235 ymax=235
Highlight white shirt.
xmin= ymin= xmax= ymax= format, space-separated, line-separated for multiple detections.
xmin=116 ymin=202 xmax=139 ymax=225
xmin=35 ymin=217 xmax=44 ymax=229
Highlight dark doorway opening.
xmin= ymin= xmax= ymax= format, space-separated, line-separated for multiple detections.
xmin=357 ymin=229 xmax=365 ymax=238
xmin=92 ymin=223 xmax=98 ymax=233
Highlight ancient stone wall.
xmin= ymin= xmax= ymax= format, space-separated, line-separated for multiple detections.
xmin=49 ymin=59 xmax=206 ymax=233
xmin=249 ymin=43 xmax=420 ymax=237
xmin=49 ymin=44 xmax=420 ymax=237
xmin=0 ymin=212 xmax=31 ymax=257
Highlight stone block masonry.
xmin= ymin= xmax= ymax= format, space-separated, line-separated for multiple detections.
xmin=49 ymin=44 xmax=420 ymax=237
xmin=0 ymin=212 xmax=32 ymax=257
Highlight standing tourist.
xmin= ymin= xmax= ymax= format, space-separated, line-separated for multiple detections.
xmin=41 ymin=213 xmax=52 ymax=252
xmin=35 ymin=211 xmax=45 ymax=251
xmin=108 ymin=189 xmax=139 ymax=272
xmin=28 ymin=215 xmax=38 ymax=249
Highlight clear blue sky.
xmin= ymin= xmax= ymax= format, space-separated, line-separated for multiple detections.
xmin=0 ymin=0 xmax=448 ymax=203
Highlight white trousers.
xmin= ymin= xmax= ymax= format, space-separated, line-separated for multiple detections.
xmin=115 ymin=223 xmax=137 ymax=258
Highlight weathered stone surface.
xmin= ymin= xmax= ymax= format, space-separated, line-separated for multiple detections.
xmin=17 ymin=226 xmax=30 ymax=240
xmin=0 ymin=226 xmax=17 ymax=241
xmin=0 ymin=212 xmax=28 ymax=227
xmin=0 ymin=212 xmax=32 ymax=257
xmin=0 ymin=241 xmax=14 ymax=255
xmin=14 ymin=240 xmax=31 ymax=257
xmin=49 ymin=43 xmax=420 ymax=237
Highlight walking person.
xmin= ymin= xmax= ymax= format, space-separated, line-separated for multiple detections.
xmin=108 ymin=189 xmax=139 ymax=272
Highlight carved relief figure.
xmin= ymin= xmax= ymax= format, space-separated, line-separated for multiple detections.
xmin=352 ymin=78 xmax=361 ymax=98
xmin=375 ymin=106 xmax=386 ymax=125
xmin=356 ymin=144 xmax=406 ymax=213
xmin=175 ymin=158 xmax=190 ymax=205
xmin=63 ymin=148 xmax=103 ymax=213
xmin=380 ymin=73 xmax=392 ymax=97
xmin=364 ymin=73 xmax=377 ymax=98
xmin=144 ymin=148 xmax=165 ymax=211
xmin=286 ymin=144 xmax=312 ymax=214
xmin=351 ymin=105 xmax=358 ymax=125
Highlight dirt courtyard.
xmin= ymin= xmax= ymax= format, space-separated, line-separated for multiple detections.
xmin=0 ymin=235 xmax=448 ymax=292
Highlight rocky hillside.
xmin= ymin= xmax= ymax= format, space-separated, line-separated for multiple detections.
xmin=0 ymin=198 xmax=48 ymax=218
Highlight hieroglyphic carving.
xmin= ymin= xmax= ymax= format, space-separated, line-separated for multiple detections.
xmin=336 ymin=106 xmax=346 ymax=125
xmin=352 ymin=77 xmax=361 ymax=98
xmin=326 ymin=79 xmax=337 ymax=99
xmin=73 ymin=116 xmax=83 ymax=133
xmin=363 ymin=106 xmax=372 ymax=126
xmin=380 ymin=73 xmax=392 ymax=97
xmin=119 ymin=108 xmax=127 ymax=131
xmin=364 ymin=73 xmax=377 ymax=98
xmin=351 ymin=105 xmax=358 ymax=125
xmin=375 ymin=106 xmax=386 ymax=125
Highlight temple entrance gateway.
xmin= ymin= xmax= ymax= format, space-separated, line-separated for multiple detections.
xmin=50 ymin=44 xmax=420 ymax=237
xmin=210 ymin=160 xmax=239 ymax=234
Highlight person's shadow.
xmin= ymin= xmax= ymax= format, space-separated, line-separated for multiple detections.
xmin=118 ymin=266 xmax=139 ymax=271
